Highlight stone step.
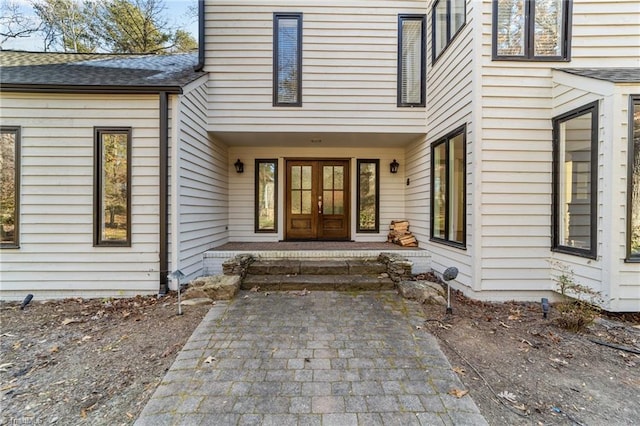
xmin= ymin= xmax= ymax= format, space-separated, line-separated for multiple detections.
xmin=241 ymin=274 xmax=395 ymax=291
xmin=246 ymin=258 xmax=387 ymax=276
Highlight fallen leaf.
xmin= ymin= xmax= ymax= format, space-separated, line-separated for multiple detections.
xmin=243 ymin=295 xmax=249 ymax=299
xmin=62 ymin=318 xmax=80 ymax=325
xmin=0 ymin=333 xmax=15 ymax=338
xmin=452 ymin=367 xmax=466 ymax=375
xmin=507 ymin=315 xmax=520 ymax=321
xmin=448 ymin=388 xmax=469 ymax=398
xmin=49 ymin=346 xmax=59 ymax=353
xmin=122 ymin=311 xmax=131 ymax=318
xmin=0 ymin=362 xmax=14 ymax=372
xmin=12 ymin=341 xmax=21 ymax=350
xmin=204 ymin=356 xmax=216 ymax=364
xmin=250 ymin=286 xmax=260 ymax=292
xmin=550 ymin=357 xmax=569 ymax=366
xmin=514 ymin=403 xmax=527 ymax=411
xmin=499 ymin=321 xmax=511 ymax=329
xmin=415 ymin=325 xmax=422 ymax=330
xmin=126 ymin=412 xmax=134 ymax=419
xmin=498 ymin=390 xmax=517 ymax=403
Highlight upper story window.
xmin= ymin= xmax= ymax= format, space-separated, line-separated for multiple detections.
xmin=1 ymin=126 xmax=20 ymax=248
xmin=432 ymin=0 xmax=466 ymax=62
xmin=95 ymin=127 xmax=131 ymax=247
xmin=627 ymin=95 xmax=640 ymax=261
xmin=398 ymin=14 xmax=426 ymax=107
xmin=493 ymin=0 xmax=572 ymax=61
xmin=552 ymin=102 xmax=598 ymax=259
xmin=273 ymin=13 xmax=302 ymax=107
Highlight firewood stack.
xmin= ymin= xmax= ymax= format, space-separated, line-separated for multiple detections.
xmin=387 ymin=220 xmax=418 ymax=247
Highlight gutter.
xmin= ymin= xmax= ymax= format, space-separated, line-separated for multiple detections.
xmin=0 ymin=84 xmax=183 ymax=95
xmin=159 ymin=91 xmax=169 ymax=294
xmin=195 ymin=0 xmax=205 ymax=72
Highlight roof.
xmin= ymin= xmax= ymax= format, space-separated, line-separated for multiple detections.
xmin=557 ymin=68 xmax=640 ymax=83
xmin=0 ymin=50 xmax=205 ymax=93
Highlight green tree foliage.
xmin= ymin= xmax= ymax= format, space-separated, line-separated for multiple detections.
xmin=30 ymin=0 xmax=196 ymax=53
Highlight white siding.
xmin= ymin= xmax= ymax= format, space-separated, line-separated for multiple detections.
xmin=205 ymin=0 xmax=427 ymax=135
xmin=405 ymin=0 xmax=476 ymax=289
xmin=0 ymin=93 xmax=161 ymax=299
xmin=227 ymin=146 xmax=405 ymax=242
xmin=175 ymin=77 xmax=229 ymax=283
xmin=477 ymin=0 xmax=640 ymax=299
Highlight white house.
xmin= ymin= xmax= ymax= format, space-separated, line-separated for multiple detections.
xmin=1 ymin=0 xmax=639 ymax=311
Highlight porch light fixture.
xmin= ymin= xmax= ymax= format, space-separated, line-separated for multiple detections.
xmin=234 ymin=159 xmax=244 ymax=173
xmin=390 ymin=159 xmax=400 ymax=174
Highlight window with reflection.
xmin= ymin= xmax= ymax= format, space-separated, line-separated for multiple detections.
xmin=552 ymin=102 xmax=598 ymax=258
xmin=255 ymin=159 xmax=278 ymax=232
xmin=357 ymin=160 xmax=379 ymax=232
xmin=1 ymin=126 xmax=20 ymax=248
xmin=431 ymin=126 xmax=466 ymax=247
xmin=95 ymin=127 xmax=131 ymax=246
xmin=627 ymin=96 xmax=640 ymax=261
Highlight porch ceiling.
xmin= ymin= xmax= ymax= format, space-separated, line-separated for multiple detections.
xmin=212 ymin=131 xmax=426 ymax=148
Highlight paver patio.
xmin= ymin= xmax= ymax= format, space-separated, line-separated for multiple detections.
xmin=135 ymin=291 xmax=487 ymax=425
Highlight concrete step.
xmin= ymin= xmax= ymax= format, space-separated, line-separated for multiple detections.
xmin=241 ymin=274 xmax=395 ymax=291
xmin=247 ymin=259 xmax=387 ymax=276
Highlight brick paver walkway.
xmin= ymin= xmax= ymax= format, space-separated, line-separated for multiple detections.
xmin=135 ymin=292 xmax=487 ymax=425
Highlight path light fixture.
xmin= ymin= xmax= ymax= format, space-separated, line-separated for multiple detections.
xmin=541 ymin=297 xmax=550 ymax=319
xmin=234 ymin=159 xmax=244 ymax=173
xmin=168 ymin=269 xmax=185 ymax=315
xmin=390 ymin=159 xmax=399 ymax=174
xmin=442 ymin=266 xmax=458 ymax=315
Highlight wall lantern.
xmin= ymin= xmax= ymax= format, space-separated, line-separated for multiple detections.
xmin=390 ymin=159 xmax=400 ymax=174
xmin=234 ymin=159 xmax=244 ymax=173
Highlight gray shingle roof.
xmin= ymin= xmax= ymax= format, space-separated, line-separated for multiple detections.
xmin=0 ymin=50 xmax=204 ymax=92
xmin=557 ymin=68 xmax=640 ymax=83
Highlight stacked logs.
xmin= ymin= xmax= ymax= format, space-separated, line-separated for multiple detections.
xmin=387 ymin=220 xmax=418 ymax=247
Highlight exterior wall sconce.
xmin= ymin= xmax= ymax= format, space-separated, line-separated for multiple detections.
xmin=234 ymin=159 xmax=244 ymax=173
xmin=390 ymin=159 xmax=399 ymax=174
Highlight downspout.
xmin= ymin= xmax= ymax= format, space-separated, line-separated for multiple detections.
xmin=195 ymin=0 xmax=205 ymax=72
xmin=159 ymin=91 xmax=169 ymax=294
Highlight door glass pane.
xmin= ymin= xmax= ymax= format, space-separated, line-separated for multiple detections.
xmin=323 ymin=190 xmax=333 ymax=214
xmin=334 ymin=191 xmax=344 ymax=214
xmin=534 ymin=0 xmax=562 ymax=56
xmin=433 ymin=143 xmax=447 ymax=239
xmin=292 ymin=166 xmax=301 ymax=189
xmin=323 ymin=166 xmax=333 ymax=189
xmin=302 ymin=166 xmax=312 ymax=189
xmin=559 ymin=112 xmax=592 ymax=250
xmin=496 ymin=0 xmax=525 ymax=56
xmin=449 ymin=135 xmax=465 ymax=243
xmin=301 ymin=190 xmax=311 ymax=214
xmin=334 ymin=166 xmax=344 ymax=189
xmin=292 ymin=191 xmax=301 ymax=214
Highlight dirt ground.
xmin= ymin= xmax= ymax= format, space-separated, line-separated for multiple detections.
xmin=0 ymin=293 xmax=210 ymax=425
xmin=423 ymin=289 xmax=640 ymax=426
xmin=1 ymin=289 xmax=639 ymax=426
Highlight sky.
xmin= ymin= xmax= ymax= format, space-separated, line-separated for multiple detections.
xmin=2 ymin=0 xmax=198 ymax=52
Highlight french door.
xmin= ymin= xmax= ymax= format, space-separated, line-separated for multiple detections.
xmin=285 ymin=159 xmax=350 ymax=240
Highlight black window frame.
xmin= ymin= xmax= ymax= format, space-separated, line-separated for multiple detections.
xmin=94 ymin=127 xmax=132 ymax=247
xmin=273 ymin=12 xmax=303 ymax=107
xmin=430 ymin=125 xmax=467 ymax=248
xmin=356 ymin=159 xmax=380 ymax=233
xmin=551 ymin=101 xmax=598 ymax=259
xmin=627 ymin=95 xmax=640 ymax=262
xmin=255 ymin=158 xmax=278 ymax=233
xmin=492 ymin=0 xmax=572 ymax=61
xmin=431 ymin=0 xmax=466 ymax=63
xmin=0 ymin=126 xmax=21 ymax=249
xmin=397 ymin=14 xmax=426 ymax=107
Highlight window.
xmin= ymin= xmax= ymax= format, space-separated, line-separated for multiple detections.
xmin=256 ymin=159 xmax=278 ymax=232
xmin=432 ymin=0 xmax=466 ymax=62
xmin=628 ymin=96 xmax=640 ymax=261
xmin=357 ymin=159 xmax=379 ymax=233
xmin=94 ymin=127 xmax=131 ymax=246
xmin=552 ymin=102 xmax=598 ymax=258
xmin=398 ymin=15 xmax=426 ymax=106
xmin=273 ymin=13 xmax=302 ymax=106
xmin=1 ymin=127 xmax=20 ymax=248
xmin=493 ymin=0 xmax=571 ymax=60
xmin=431 ymin=126 xmax=466 ymax=247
